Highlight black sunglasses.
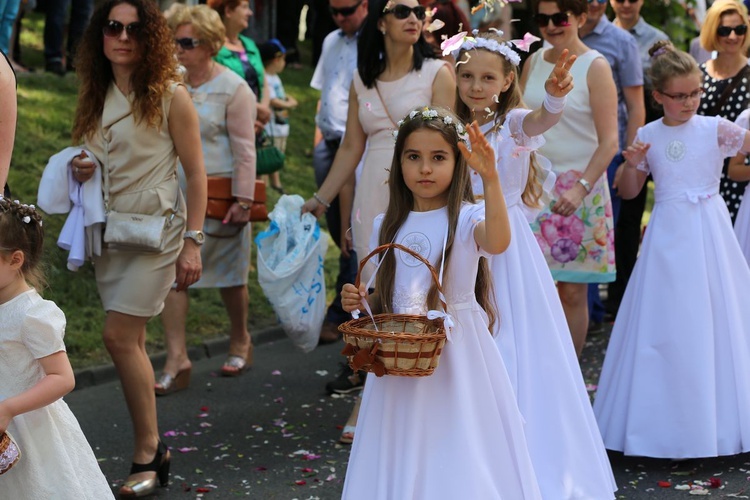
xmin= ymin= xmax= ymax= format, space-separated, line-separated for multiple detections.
xmin=175 ymin=37 xmax=201 ymax=50
xmin=383 ymin=4 xmax=427 ymax=21
xmin=103 ymin=19 xmax=142 ymax=38
xmin=329 ymin=0 xmax=363 ymax=17
xmin=717 ymin=24 xmax=748 ymax=37
xmin=534 ymin=12 xmax=571 ymax=28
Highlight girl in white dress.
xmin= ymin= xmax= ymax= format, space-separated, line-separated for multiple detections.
xmin=594 ymin=40 xmax=750 ymax=459
xmin=0 ymin=198 xmax=114 ymax=499
xmin=339 ymin=107 xmax=542 ymax=499
xmin=728 ymin=108 xmax=750 ymax=265
xmin=450 ymin=31 xmax=616 ymax=499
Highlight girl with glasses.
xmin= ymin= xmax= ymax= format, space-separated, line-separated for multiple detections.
xmin=71 ymin=0 xmax=207 ymax=496
xmin=521 ymin=0 xmax=619 ymax=358
xmin=696 ymin=0 xmax=750 ymax=222
xmin=594 ymin=40 xmax=750 ymax=460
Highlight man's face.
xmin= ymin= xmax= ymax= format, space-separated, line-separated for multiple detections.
xmin=586 ymin=0 xmax=608 ymax=26
xmin=329 ymin=0 xmax=368 ymax=35
xmin=610 ymin=0 xmax=643 ymax=25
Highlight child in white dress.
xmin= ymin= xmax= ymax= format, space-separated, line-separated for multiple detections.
xmin=450 ymin=31 xmax=616 ymax=499
xmin=728 ymin=108 xmax=750 ymax=265
xmin=594 ymin=41 xmax=750 ymax=459
xmin=340 ymin=107 xmax=542 ymax=499
xmin=0 ymin=197 xmax=114 ymax=499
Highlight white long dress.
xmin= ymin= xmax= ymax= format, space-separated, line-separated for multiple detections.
xmin=732 ymin=109 xmax=750 ymax=265
xmin=473 ymin=110 xmax=616 ymax=499
xmin=593 ymin=115 xmax=750 ymax=458
xmin=0 ymin=290 xmax=114 ymax=499
xmin=342 ymin=204 xmax=542 ymax=499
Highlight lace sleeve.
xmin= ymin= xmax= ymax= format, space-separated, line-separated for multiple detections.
xmin=735 ymin=109 xmax=750 ymax=130
xmin=226 ymin=81 xmax=258 ymax=199
xmin=506 ymin=108 xmax=545 ymax=150
xmin=718 ymin=117 xmax=747 ymax=157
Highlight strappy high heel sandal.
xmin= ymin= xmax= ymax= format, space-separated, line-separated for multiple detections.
xmin=154 ymin=367 xmax=191 ymax=396
xmin=119 ymin=441 xmax=170 ymax=499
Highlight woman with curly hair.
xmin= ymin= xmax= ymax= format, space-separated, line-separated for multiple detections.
xmin=70 ymin=0 xmax=206 ymax=497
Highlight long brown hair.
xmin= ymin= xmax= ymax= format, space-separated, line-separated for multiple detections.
xmin=372 ymin=106 xmax=497 ymax=330
xmin=72 ymin=0 xmax=181 ymax=142
xmin=454 ymin=32 xmax=543 ymax=210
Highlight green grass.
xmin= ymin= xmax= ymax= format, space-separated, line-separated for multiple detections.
xmin=9 ymin=14 xmax=337 ymax=368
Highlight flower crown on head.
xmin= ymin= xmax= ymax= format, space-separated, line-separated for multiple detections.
xmin=440 ymin=29 xmax=541 ymax=67
xmin=392 ymin=107 xmax=469 ymax=145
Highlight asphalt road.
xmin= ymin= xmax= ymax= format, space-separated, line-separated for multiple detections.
xmin=66 ymin=328 xmax=750 ymax=499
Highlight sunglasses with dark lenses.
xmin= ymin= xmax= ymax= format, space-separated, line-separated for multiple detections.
xmin=175 ymin=38 xmax=201 ymax=50
xmin=103 ymin=20 xmax=142 ymax=38
xmin=613 ymin=0 xmax=639 ymax=3
xmin=383 ymin=4 xmax=427 ymax=21
xmin=329 ymin=0 xmax=363 ymax=17
xmin=534 ymin=12 xmax=571 ymax=28
xmin=587 ymin=0 xmax=607 ymax=3
xmin=717 ymin=24 xmax=748 ymax=37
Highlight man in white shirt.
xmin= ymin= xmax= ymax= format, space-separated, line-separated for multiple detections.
xmin=311 ymin=0 xmax=367 ymax=346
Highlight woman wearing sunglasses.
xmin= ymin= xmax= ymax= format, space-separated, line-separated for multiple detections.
xmin=157 ymin=5 xmax=257 ymax=395
xmin=697 ymin=0 xmax=750 ymax=222
xmin=70 ymin=0 xmax=207 ymax=497
xmin=520 ymin=0 xmax=619 ymax=358
xmin=302 ymin=0 xmax=454 ymax=446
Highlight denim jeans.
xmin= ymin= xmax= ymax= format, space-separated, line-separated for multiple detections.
xmin=43 ymin=0 xmax=94 ymax=64
xmin=313 ymin=138 xmax=358 ymax=325
xmin=0 ymin=0 xmax=20 ymax=55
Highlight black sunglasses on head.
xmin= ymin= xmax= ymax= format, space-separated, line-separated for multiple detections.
xmin=175 ymin=38 xmax=201 ymax=50
xmin=329 ymin=0 xmax=363 ymax=18
xmin=717 ymin=24 xmax=748 ymax=37
xmin=534 ymin=12 xmax=571 ymax=28
xmin=103 ymin=19 xmax=142 ymax=38
xmin=383 ymin=4 xmax=427 ymax=21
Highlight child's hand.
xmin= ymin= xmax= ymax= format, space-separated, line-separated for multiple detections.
xmin=458 ymin=121 xmax=498 ymax=181
xmin=341 ymin=283 xmax=367 ymax=313
xmin=544 ymin=49 xmax=577 ymax=98
xmin=622 ymin=141 xmax=650 ymax=169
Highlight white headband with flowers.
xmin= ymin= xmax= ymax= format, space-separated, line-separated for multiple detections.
xmin=392 ymin=107 xmax=469 ymax=145
xmin=440 ymin=29 xmax=540 ymax=67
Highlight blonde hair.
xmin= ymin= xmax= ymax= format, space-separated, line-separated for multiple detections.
xmin=454 ymin=32 xmax=543 ymax=210
xmin=166 ymin=4 xmax=225 ymax=56
xmin=700 ymin=0 xmax=750 ymax=53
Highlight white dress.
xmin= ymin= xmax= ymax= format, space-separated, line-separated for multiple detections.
xmin=0 ymin=290 xmax=114 ymax=499
xmin=342 ymin=204 xmax=542 ymax=500
xmin=732 ymin=109 xmax=750 ymax=265
xmin=474 ymin=110 xmax=616 ymax=499
xmin=593 ymin=115 xmax=750 ymax=458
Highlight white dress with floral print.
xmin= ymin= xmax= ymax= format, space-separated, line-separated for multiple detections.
xmin=593 ymin=115 xmax=750 ymax=458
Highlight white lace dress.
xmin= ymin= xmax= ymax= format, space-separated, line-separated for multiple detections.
xmin=475 ymin=110 xmax=616 ymax=499
xmin=341 ymin=204 xmax=542 ymax=500
xmin=0 ymin=290 xmax=114 ymax=499
xmin=593 ymin=115 xmax=750 ymax=458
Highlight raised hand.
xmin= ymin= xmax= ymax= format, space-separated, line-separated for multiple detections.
xmin=341 ymin=283 xmax=368 ymax=313
xmin=457 ymin=121 xmax=497 ymax=181
xmin=544 ymin=49 xmax=577 ymax=98
xmin=622 ymin=141 xmax=651 ymax=169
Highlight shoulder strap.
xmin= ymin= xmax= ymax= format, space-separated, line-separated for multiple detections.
xmin=373 ymin=83 xmax=399 ymax=128
xmin=714 ymin=65 xmax=750 ymax=115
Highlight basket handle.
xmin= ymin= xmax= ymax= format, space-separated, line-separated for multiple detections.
xmin=355 ymin=242 xmax=447 ymax=312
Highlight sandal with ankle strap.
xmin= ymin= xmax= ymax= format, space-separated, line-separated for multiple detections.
xmin=119 ymin=440 xmax=170 ymax=498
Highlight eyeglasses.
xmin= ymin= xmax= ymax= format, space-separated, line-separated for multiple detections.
xmin=383 ymin=5 xmax=427 ymax=21
xmin=717 ymin=24 xmax=748 ymax=37
xmin=329 ymin=0 xmax=363 ymax=18
xmin=534 ymin=12 xmax=571 ymax=28
xmin=587 ymin=0 xmax=607 ymax=4
xmin=103 ymin=20 xmax=142 ymax=38
xmin=659 ymin=88 xmax=705 ymax=103
xmin=175 ymin=38 xmax=201 ymax=50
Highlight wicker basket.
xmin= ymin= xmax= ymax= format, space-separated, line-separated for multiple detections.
xmin=339 ymin=243 xmax=448 ymax=377
xmin=0 ymin=431 xmax=20 ymax=475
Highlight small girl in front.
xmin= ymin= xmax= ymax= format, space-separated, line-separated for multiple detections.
xmin=0 ymin=197 xmax=114 ymax=499
xmin=451 ymin=31 xmax=616 ymax=498
xmin=340 ymin=107 xmax=542 ymax=499
xmin=594 ymin=40 xmax=750 ymax=459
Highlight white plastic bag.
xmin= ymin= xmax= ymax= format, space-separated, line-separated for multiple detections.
xmin=255 ymin=195 xmax=329 ymax=352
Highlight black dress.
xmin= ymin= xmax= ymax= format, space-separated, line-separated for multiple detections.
xmin=699 ymin=64 xmax=750 ymax=222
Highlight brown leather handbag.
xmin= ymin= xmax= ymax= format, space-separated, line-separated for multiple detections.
xmin=206 ymin=177 xmax=268 ymax=222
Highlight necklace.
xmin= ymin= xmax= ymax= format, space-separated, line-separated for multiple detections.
xmin=188 ymin=61 xmax=216 ymax=88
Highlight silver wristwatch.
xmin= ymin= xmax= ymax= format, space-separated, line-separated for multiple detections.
xmin=183 ymin=230 xmax=205 ymax=245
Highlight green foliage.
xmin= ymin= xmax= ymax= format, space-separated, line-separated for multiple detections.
xmin=9 ymin=22 xmax=336 ymax=369
xmin=625 ymin=0 xmax=699 ymax=51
